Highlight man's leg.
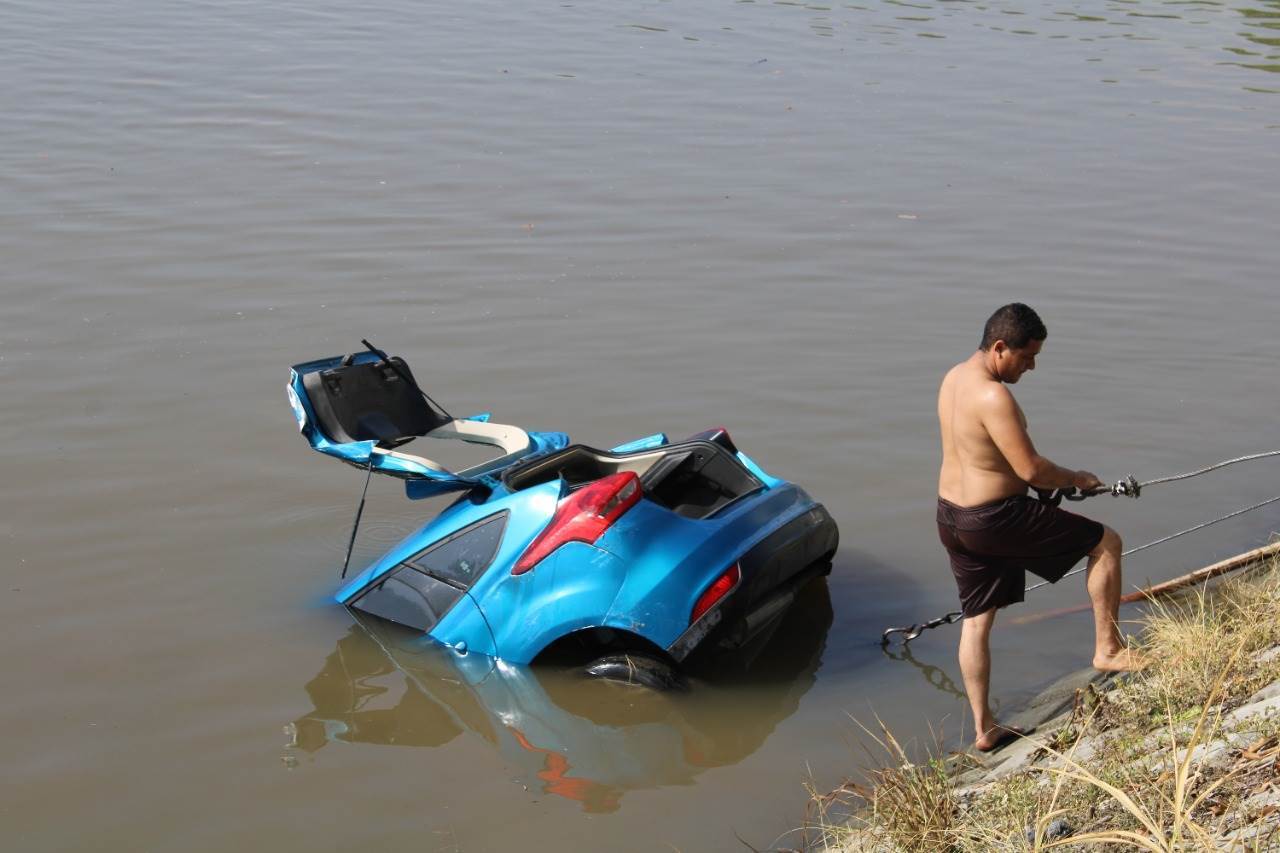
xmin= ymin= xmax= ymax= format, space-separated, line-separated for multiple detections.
xmin=1085 ymin=525 xmax=1146 ymax=671
xmin=958 ymin=607 xmax=1018 ymax=750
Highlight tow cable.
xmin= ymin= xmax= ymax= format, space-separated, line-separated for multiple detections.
xmin=880 ymin=450 xmax=1280 ymax=646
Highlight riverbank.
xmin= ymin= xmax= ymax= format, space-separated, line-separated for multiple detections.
xmin=817 ymin=545 xmax=1280 ymax=851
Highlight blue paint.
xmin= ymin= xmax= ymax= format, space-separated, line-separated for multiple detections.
xmin=289 ymin=352 xmax=838 ymax=666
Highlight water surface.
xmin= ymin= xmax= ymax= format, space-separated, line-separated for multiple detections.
xmin=4 ymin=1 xmax=1280 ymax=850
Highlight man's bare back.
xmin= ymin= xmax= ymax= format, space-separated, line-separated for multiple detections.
xmin=937 ymin=340 xmax=1101 ymax=506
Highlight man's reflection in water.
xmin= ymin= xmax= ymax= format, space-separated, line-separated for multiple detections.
xmin=285 ymin=578 xmax=833 ymax=812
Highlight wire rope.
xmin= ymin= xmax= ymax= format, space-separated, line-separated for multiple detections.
xmin=1023 ymin=493 xmax=1280 ymax=594
xmin=1137 ymin=450 xmax=1280 ymax=489
xmin=880 ymin=447 xmax=1280 ymax=645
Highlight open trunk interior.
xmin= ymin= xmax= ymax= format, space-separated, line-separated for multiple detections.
xmin=502 ymin=441 xmax=763 ymax=520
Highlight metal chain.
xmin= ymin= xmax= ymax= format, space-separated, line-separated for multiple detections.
xmin=881 ymin=609 xmax=963 ymax=646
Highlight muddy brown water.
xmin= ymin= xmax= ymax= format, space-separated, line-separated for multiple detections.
xmin=4 ymin=1 xmax=1280 ymax=850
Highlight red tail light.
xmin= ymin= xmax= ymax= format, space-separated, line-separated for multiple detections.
xmin=512 ymin=471 xmax=641 ymax=574
xmin=691 ymin=563 xmax=741 ymax=623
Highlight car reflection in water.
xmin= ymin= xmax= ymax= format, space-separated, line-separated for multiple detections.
xmin=285 ymin=577 xmax=833 ymax=813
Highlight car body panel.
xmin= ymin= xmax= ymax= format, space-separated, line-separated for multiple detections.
xmin=431 ymin=592 xmax=499 ymax=658
xmin=608 ymin=432 xmax=669 ymax=453
xmin=476 ymin=542 xmax=631 ymax=662
xmin=597 ymin=483 xmax=821 ymax=648
xmin=336 ymin=481 xmax=559 ymax=602
xmin=333 ymin=477 xmax=833 ymax=664
xmin=291 ymin=349 xmax=838 ymax=669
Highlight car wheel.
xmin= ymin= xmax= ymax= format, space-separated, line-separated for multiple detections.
xmin=583 ymin=653 xmax=688 ymax=692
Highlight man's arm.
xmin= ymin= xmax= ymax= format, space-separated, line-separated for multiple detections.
xmin=980 ymin=386 xmax=1101 ymax=490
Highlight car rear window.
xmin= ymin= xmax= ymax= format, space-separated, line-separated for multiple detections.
xmin=351 ymin=513 xmax=507 ymax=633
xmin=406 ymin=513 xmax=507 ymax=590
xmin=353 ymin=568 xmax=463 ymax=633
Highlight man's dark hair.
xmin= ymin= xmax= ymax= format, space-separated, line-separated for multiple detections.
xmin=980 ymin=303 xmax=1047 ymax=351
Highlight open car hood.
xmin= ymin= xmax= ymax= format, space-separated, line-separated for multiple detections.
xmin=287 ymin=351 xmax=568 ymax=500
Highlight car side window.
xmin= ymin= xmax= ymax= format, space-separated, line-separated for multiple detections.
xmin=354 ymin=571 xmax=454 ymax=633
xmin=408 ymin=513 xmax=507 ymax=589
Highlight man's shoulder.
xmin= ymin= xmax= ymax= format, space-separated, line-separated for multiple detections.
xmin=940 ymin=360 xmax=970 ymax=388
xmin=947 ymin=360 xmax=1001 ymax=391
xmin=954 ymin=367 xmax=1014 ymax=409
xmin=975 ymin=378 xmax=1015 ymax=407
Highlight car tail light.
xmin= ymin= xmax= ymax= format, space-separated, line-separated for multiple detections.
xmin=691 ymin=563 xmax=741 ymax=624
xmin=512 ymin=471 xmax=641 ymax=575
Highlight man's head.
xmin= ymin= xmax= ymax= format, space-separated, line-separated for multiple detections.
xmin=979 ymin=303 xmax=1046 ymax=384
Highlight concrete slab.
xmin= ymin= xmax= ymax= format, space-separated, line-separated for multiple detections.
xmin=1225 ymin=693 xmax=1280 ymax=728
xmin=1244 ymin=676 xmax=1280 ymax=706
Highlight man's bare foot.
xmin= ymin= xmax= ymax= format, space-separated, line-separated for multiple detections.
xmin=1093 ymin=647 xmax=1149 ymax=672
xmin=974 ymin=722 xmax=1033 ymax=753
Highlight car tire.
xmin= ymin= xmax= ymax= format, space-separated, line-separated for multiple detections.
xmin=583 ymin=653 xmax=689 ymax=692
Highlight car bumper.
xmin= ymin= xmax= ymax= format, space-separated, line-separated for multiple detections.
xmin=666 ymin=504 xmax=838 ymax=661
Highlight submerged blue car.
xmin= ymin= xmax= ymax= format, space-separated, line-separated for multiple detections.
xmin=287 ymin=344 xmax=838 ymax=687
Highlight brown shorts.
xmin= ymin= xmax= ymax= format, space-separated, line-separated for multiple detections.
xmin=937 ymin=495 xmax=1105 ymax=617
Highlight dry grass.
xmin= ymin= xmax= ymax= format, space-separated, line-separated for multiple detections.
xmin=802 ymin=715 xmax=973 ymax=851
xmin=1131 ymin=562 xmax=1280 ymax=716
xmin=818 ymin=554 xmax=1280 ymax=853
xmin=843 ymin=718 xmax=956 ymax=852
xmin=1028 ymin=644 xmax=1245 ymax=851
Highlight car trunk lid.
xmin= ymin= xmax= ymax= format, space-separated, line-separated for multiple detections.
xmin=288 ymin=348 xmax=568 ymax=500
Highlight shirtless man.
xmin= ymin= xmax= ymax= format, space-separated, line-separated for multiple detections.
xmin=937 ymin=303 xmax=1144 ymax=752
